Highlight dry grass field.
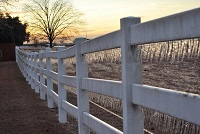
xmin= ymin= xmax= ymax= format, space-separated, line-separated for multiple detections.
xmin=64 ymin=57 xmax=200 ymax=134
xmin=62 ymin=47 xmax=200 ymax=134
xmin=21 ymin=39 xmax=200 ymax=133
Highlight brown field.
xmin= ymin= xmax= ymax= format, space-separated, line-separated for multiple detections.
xmin=21 ymin=39 xmax=200 ymax=133
xmin=53 ymin=53 xmax=199 ymax=134
xmin=61 ymin=59 xmax=200 ymax=134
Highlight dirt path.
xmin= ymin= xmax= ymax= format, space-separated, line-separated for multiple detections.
xmin=0 ymin=61 xmax=77 ymax=134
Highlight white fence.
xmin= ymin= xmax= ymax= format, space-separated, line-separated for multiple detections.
xmin=16 ymin=8 xmax=200 ymax=134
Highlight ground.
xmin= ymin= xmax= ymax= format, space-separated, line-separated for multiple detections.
xmin=0 ymin=62 xmax=77 ymax=134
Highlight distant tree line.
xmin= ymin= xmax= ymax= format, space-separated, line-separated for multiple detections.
xmin=0 ymin=12 xmax=29 ymax=45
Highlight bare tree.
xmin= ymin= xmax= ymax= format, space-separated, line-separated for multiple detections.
xmin=0 ymin=0 xmax=19 ymax=7
xmin=24 ymin=0 xmax=84 ymax=48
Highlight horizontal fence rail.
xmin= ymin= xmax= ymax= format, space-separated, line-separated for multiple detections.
xmin=132 ymin=84 xmax=200 ymax=125
xmin=15 ymin=8 xmax=200 ymax=134
xmin=130 ymin=8 xmax=200 ymax=45
xmin=80 ymin=30 xmax=121 ymax=54
xmin=82 ymin=78 xmax=122 ymax=99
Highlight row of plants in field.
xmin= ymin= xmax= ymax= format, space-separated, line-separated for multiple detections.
xmin=141 ymin=38 xmax=200 ymax=63
xmin=85 ymin=38 xmax=200 ymax=64
xmin=143 ymin=108 xmax=200 ymax=134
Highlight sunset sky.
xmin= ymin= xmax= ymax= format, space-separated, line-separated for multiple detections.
xmin=5 ymin=0 xmax=200 ymax=39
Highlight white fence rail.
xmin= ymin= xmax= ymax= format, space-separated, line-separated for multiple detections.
xmin=16 ymin=8 xmax=200 ymax=134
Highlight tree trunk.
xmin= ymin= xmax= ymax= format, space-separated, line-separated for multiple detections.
xmin=49 ymin=39 xmax=53 ymax=48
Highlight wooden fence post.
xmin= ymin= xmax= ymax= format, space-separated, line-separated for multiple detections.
xmin=120 ymin=17 xmax=144 ymax=134
xmin=22 ymin=52 xmax=26 ymax=77
xmin=24 ymin=53 xmax=28 ymax=81
xmin=26 ymin=53 xmax=30 ymax=82
xmin=25 ymin=53 xmax=29 ymax=82
xmin=31 ymin=53 xmax=36 ymax=90
xmin=75 ymin=37 xmax=89 ymax=134
xmin=34 ymin=52 xmax=40 ymax=93
xmin=57 ymin=46 xmax=67 ymax=123
xmin=15 ymin=47 xmax=19 ymax=68
xmin=28 ymin=54 xmax=32 ymax=84
xmin=39 ymin=50 xmax=46 ymax=100
xmin=30 ymin=53 xmax=33 ymax=86
xmin=46 ymin=48 xmax=55 ymax=108
xmin=16 ymin=47 xmax=20 ymax=70
xmin=20 ymin=50 xmax=23 ymax=76
xmin=15 ymin=47 xmax=18 ymax=64
xmin=29 ymin=53 xmax=33 ymax=86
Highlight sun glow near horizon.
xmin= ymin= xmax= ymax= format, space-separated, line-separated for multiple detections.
xmin=3 ymin=0 xmax=200 ymax=40
xmin=72 ymin=0 xmax=200 ymax=39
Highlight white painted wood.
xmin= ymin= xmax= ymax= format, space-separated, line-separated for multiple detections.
xmin=75 ymin=37 xmax=89 ymax=134
xmin=16 ymin=48 xmax=21 ymax=71
xmin=41 ymin=52 xmax=46 ymax=58
xmin=50 ymin=90 xmax=58 ymax=105
xmin=22 ymin=52 xmax=26 ymax=76
xmin=35 ymin=80 xmax=40 ymax=87
xmin=57 ymin=46 xmax=67 ymax=123
xmin=80 ymin=30 xmax=121 ymax=54
xmin=120 ymin=17 xmax=144 ymax=134
xmin=15 ymin=47 xmax=19 ymax=64
xmin=60 ymin=46 xmax=75 ymax=58
xmin=23 ymin=52 xmax=26 ymax=77
xmin=25 ymin=54 xmax=29 ymax=82
xmin=130 ymin=8 xmax=200 ymax=45
xmin=27 ymin=54 xmax=31 ymax=78
xmin=19 ymin=53 xmax=22 ymax=67
xmin=30 ymin=52 xmax=35 ymax=89
xmin=46 ymin=48 xmax=55 ymax=108
xmin=132 ymin=84 xmax=200 ymax=125
xmin=41 ymin=84 xmax=47 ymax=94
xmin=27 ymin=55 xmax=30 ymax=79
xmin=18 ymin=49 xmax=25 ymax=76
xmin=60 ymin=75 xmax=77 ymax=87
xmin=21 ymin=51 xmax=26 ymax=75
xmin=30 ymin=53 xmax=34 ymax=58
xmin=49 ymin=70 xmax=58 ymax=81
xmin=27 ymin=54 xmax=32 ymax=84
xmin=34 ymin=52 xmax=40 ymax=93
xmin=82 ymin=112 xmax=123 ymax=134
xmin=48 ymin=51 xmax=58 ymax=58
xmin=82 ymin=78 xmax=122 ymax=99
xmin=40 ymin=68 xmax=46 ymax=75
xmin=19 ymin=50 xmax=25 ymax=76
xmin=62 ymin=100 xmax=78 ymax=119
xmin=28 ymin=54 xmax=32 ymax=84
xmin=39 ymin=50 xmax=46 ymax=100
xmin=19 ymin=51 xmax=23 ymax=69
xmin=15 ymin=47 xmax=18 ymax=63
xmin=21 ymin=59 xmax=24 ymax=74
xmin=35 ymin=67 xmax=40 ymax=73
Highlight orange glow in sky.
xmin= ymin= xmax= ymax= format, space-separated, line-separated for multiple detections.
xmin=3 ymin=0 xmax=200 ymax=39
